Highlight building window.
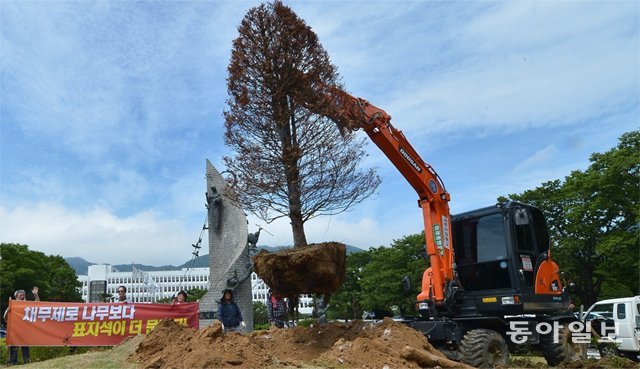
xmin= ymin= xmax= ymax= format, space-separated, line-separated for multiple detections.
xmin=88 ymin=281 xmax=106 ymax=303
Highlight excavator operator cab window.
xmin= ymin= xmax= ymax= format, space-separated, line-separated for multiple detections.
xmin=453 ymin=212 xmax=511 ymax=292
xmin=530 ymin=207 xmax=550 ymax=253
xmin=514 ymin=209 xmax=535 ymax=253
xmin=512 ymin=206 xmax=550 ymax=291
xmin=514 ymin=208 xmax=535 ymax=287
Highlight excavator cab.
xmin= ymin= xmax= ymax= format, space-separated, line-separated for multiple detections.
xmin=451 ymin=201 xmax=569 ymax=317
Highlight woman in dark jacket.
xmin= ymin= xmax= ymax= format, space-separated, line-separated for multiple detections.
xmin=217 ymin=289 xmax=245 ymax=332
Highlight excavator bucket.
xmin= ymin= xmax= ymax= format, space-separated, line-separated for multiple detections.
xmin=253 ymin=242 xmax=346 ymax=296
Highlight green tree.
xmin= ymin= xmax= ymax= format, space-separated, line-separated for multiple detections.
xmin=328 ymin=251 xmax=371 ymax=320
xmin=329 ymin=233 xmax=428 ymax=318
xmin=186 ymin=288 xmax=208 ymax=302
xmin=502 ymin=131 xmax=639 ymax=306
xmin=156 ymin=288 xmax=208 ymax=304
xmin=1 ymin=243 xmax=83 ymax=322
xmin=97 ymin=292 xmax=113 ymax=303
xmin=47 ymin=255 xmax=83 ymax=302
xmin=253 ymin=301 xmax=268 ymax=328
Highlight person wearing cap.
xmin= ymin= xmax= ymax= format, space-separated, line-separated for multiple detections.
xmin=4 ymin=287 xmax=39 ymax=365
xmin=217 ymin=289 xmax=245 ymax=333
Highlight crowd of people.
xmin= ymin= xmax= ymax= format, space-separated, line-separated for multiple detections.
xmin=2 ymin=285 xmax=295 ymax=365
xmin=1 ymin=285 xmax=193 ymax=365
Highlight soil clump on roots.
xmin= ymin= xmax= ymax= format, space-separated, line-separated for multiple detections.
xmin=253 ymin=242 xmax=347 ymax=295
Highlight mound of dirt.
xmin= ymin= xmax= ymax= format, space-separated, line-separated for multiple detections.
xmin=129 ymin=318 xmax=473 ymax=369
xmin=253 ymin=242 xmax=346 ymax=295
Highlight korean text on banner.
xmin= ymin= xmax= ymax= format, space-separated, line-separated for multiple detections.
xmin=5 ymin=300 xmax=199 ymax=346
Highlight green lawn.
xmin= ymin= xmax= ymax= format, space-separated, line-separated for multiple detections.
xmin=0 ymin=337 xmax=142 ymax=369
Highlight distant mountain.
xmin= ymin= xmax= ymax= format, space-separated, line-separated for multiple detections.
xmin=178 ymin=254 xmax=208 ymax=269
xmin=111 ymin=263 xmax=181 ymax=273
xmin=65 ymin=244 xmax=364 ymax=275
xmin=65 ymin=257 xmax=182 ymax=275
xmin=65 ymin=257 xmax=95 ymax=276
xmin=345 ymin=244 xmax=365 ymax=255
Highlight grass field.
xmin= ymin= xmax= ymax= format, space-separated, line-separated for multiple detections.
xmin=0 ymin=336 xmax=142 ymax=369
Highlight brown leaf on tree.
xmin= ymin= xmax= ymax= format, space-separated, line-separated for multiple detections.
xmin=224 ymin=1 xmax=380 ymax=247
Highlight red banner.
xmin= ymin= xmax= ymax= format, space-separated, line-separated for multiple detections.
xmin=6 ymin=300 xmax=199 ymax=346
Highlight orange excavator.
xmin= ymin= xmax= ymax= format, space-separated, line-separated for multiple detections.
xmin=305 ymin=83 xmax=585 ymax=367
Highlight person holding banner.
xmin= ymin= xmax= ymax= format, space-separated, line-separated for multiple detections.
xmin=116 ymin=285 xmax=132 ymax=303
xmin=217 ymin=289 xmax=245 ymax=333
xmin=173 ymin=290 xmax=188 ymax=304
xmin=4 ymin=287 xmax=39 ymax=365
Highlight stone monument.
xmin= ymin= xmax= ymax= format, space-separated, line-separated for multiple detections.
xmin=198 ymin=160 xmax=254 ymax=330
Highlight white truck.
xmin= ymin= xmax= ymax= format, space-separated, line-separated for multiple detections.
xmin=581 ymin=295 xmax=640 ymax=362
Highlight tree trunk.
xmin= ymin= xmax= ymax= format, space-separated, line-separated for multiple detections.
xmin=282 ymin=145 xmax=306 ymax=247
xmin=276 ymin=95 xmax=308 ymax=247
xmin=579 ymin=261 xmax=597 ymax=307
xmin=290 ymin=210 xmax=307 ymax=246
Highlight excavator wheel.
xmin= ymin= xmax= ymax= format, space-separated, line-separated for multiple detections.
xmin=539 ymin=323 xmax=587 ymax=366
xmin=458 ymin=329 xmax=509 ymax=368
xmin=597 ymin=342 xmax=619 ymax=358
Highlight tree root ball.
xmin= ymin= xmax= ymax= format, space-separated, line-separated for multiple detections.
xmin=253 ymin=242 xmax=346 ymax=295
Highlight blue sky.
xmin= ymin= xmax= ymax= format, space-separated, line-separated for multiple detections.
xmin=1 ymin=1 xmax=638 ymax=266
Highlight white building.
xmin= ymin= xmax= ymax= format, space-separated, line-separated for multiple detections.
xmin=78 ymin=264 xmax=313 ymax=314
xmin=250 ymin=272 xmax=314 ymax=312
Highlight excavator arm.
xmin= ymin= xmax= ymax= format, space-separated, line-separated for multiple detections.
xmin=308 ymin=84 xmax=459 ymax=309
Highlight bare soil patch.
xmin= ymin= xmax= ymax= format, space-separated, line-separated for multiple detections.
xmin=129 ymin=318 xmax=472 ymax=369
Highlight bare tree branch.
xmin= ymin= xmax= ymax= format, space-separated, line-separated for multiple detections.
xmin=224 ymin=1 xmax=380 ymax=246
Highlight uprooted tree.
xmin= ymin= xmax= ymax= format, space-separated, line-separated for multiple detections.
xmin=224 ymin=1 xmax=380 ymax=247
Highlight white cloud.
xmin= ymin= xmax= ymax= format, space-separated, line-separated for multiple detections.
xmin=95 ymin=167 xmax=151 ymax=210
xmin=0 ymin=203 xmax=194 ymax=266
xmin=0 ymin=1 xmax=233 ymax=163
xmin=1 ymin=1 xmax=636 ymax=267
xmin=512 ymin=145 xmax=559 ymax=173
xmin=291 ymin=2 xmax=638 ymax=141
xmin=164 ymin=170 xmax=211 ymax=221
xmin=0 ymin=201 xmax=411 ymax=268
xmin=245 ymin=204 xmax=421 ymax=251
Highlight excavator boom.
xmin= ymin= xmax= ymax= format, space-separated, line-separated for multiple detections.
xmin=310 ymin=84 xmax=457 ymax=306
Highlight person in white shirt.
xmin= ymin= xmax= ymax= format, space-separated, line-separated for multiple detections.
xmin=116 ymin=285 xmax=133 ymax=303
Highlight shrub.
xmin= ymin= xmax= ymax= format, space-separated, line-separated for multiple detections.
xmin=0 ymin=338 xmax=99 ymax=364
xmin=253 ymin=323 xmax=270 ymax=330
xmin=296 ymin=318 xmax=316 ymax=328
